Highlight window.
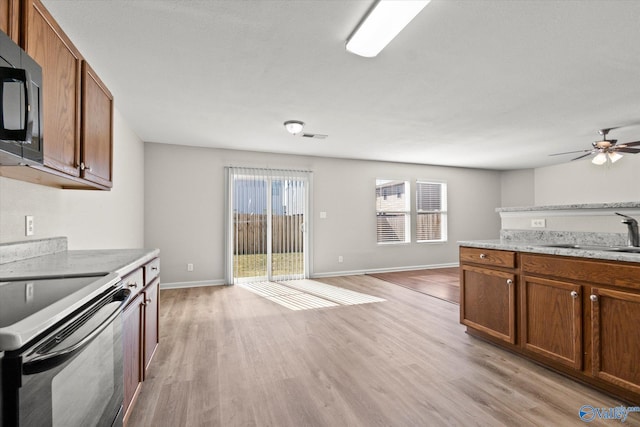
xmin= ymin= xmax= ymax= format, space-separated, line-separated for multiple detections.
xmin=416 ymin=181 xmax=447 ymax=242
xmin=376 ymin=179 xmax=410 ymax=243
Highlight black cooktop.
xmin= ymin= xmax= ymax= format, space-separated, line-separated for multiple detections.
xmin=0 ymin=273 xmax=120 ymax=351
xmin=0 ymin=275 xmax=105 ymax=328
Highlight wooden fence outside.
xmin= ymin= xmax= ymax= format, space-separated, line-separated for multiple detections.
xmin=234 ymin=214 xmax=304 ymax=254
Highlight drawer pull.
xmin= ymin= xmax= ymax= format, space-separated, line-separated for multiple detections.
xmin=570 ymin=291 xmax=579 ymax=299
xmin=479 ymin=253 xmax=487 ymax=259
xmin=506 ymin=279 xmax=513 ymax=285
xmin=151 ymin=266 xmax=159 ymax=271
xmin=590 ymin=294 xmax=598 ymax=302
xmin=127 ymin=282 xmax=138 ymax=289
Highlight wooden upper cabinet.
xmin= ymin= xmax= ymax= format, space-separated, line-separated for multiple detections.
xmin=23 ymin=0 xmax=82 ymax=177
xmin=520 ymin=275 xmax=582 ymax=370
xmin=0 ymin=0 xmax=20 ymax=42
xmin=81 ymin=61 xmax=113 ymax=187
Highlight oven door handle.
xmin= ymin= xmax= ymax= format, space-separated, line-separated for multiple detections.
xmin=22 ymin=287 xmax=131 ymax=375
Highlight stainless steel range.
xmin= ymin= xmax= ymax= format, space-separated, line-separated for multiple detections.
xmin=0 ymin=273 xmax=130 ymax=427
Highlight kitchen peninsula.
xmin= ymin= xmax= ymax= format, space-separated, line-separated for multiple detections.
xmin=459 ymin=202 xmax=640 ymax=405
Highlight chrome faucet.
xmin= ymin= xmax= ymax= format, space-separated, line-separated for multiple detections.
xmin=615 ymin=212 xmax=639 ymax=247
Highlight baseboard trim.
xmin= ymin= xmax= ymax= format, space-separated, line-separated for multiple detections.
xmin=312 ymin=262 xmax=459 ymax=278
xmin=160 ymin=263 xmax=460 ymax=288
xmin=160 ymin=279 xmax=227 ymax=290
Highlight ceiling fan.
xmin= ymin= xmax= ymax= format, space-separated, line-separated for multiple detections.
xmin=550 ymin=128 xmax=640 ymax=165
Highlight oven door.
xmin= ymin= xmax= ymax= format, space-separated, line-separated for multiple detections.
xmin=8 ymin=286 xmax=129 ymax=427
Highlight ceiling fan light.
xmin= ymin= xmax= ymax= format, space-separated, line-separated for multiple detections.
xmin=346 ymin=0 xmax=430 ymax=58
xmin=284 ymin=120 xmax=304 ymax=135
xmin=608 ymin=151 xmax=623 ymax=163
xmin=592 ymin=152 xmax=607 ymax=165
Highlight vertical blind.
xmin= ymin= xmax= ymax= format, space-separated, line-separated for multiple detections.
xmin=228 ymin=167 xmax=309 ymax=283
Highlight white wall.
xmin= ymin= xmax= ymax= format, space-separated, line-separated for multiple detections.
xmin=500 ymin=169 xmax=535 ymax=208
xmin=534 ymin=154 xmax=640 ymax=205
xmin=144 ymin=143 xmax=502 ymax=285
xmin=0 ymin=108 xmax=145 ymax=249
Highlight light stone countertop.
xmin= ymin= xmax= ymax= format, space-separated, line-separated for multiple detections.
xmin=0 ymin=248 xmax=160 ymax=280
xmin=496 ymin=201 xmax=640 ymax=213
xmin=458 ymin=240 xmax=640 ymax=264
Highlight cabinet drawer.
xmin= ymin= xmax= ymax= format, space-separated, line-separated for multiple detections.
xmin=122 ymin=267 xmax=144 ymax=299
xmin=460 ymin=247 xmax=516 ymax=269
xmin=144 ymin=258 xmax=160 ymax=285
xmin=522 ymin=254 xmax=640 ymax=291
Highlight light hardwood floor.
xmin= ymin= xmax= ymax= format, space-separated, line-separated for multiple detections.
xmin=368 ymin=267 xmax=460 ymax=304
xmin=127 ymin=275 xmax=640 ymax=427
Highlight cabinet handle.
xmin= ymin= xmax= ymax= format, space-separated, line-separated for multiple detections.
xmin=506 ymin=279 xmax=513 ymax=285
xmin=479 ymin=253 xmax=487 ymax=259
xmin=590 ymin=294 xmax=598 ymax=302
xmin=151 ymin=267 xmax=158 ymax=271
xmin=80 ymin=162 xmax=91 ymax=171
xmin=570 ymin=291 xmax=579 ymax=299
xmin=127 ymin=282 xmax=138 ymax=289
xmin=145 ymin=298 xmax=152 ymax=304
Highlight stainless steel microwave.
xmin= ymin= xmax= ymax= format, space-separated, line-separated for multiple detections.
xmin=0 ymin=30 xmax=43 ymax=166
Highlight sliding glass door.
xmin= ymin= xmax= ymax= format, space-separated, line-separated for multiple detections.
xmin=226 ymin=168 xmax=310 ymax=284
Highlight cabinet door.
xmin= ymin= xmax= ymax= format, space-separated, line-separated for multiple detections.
xmin=123 ymin=293 xmax=143 ymax=419
xmin=23 ymin=0 xmax=81 ymax=177
xmin=81 ymin=61 xmax=113 ymax=187
xmin=0 ymin=0 xmax=19 ymax=42
xmin=460 ymin=264 xmax=516 ymax=344
xmin=591 ymin=288 xmax=640 ymax=395
xmin=143 ymin=280 xmax=159 ymax=378
xmin=521 ymin=276 xmax=582 ymax=369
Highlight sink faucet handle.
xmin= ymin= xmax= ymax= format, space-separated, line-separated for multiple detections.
xmin=615 ymin=212 xmax=640 ymax=247
xmin=615 ymin=212 xmax=637 ymax=224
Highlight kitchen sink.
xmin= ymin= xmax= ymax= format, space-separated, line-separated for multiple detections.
xmin=539 ymin=243 xmax=640 ymax=253
xmin=539 ymin=243 xmax=620 ymax=251
xmin=610 ymin=247 xmax=640 ymax=253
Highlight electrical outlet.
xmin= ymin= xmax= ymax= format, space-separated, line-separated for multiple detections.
xmin=338 ymin=256 xmax=343 ymax=263
xmin=187 ymin=263 xmax=194 ymax=271
xmin=531 ymin=219 xmax=546 ymax=228
xmin=320 ymin=211 xmax=327 ymax=219
xmin=25 ymin=215 xmax=34 ymax=236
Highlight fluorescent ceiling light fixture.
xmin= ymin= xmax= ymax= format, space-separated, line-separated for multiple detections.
xmin=284 ymin=120 xmax=304 ymax=135
xmin=346 ymin=0 xmax=430 ymax=58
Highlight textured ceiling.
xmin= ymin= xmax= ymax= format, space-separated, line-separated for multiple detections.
xmin=42 ymin=0 xmax=640 ymax=170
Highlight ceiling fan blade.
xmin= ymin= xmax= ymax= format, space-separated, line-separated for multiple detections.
xmin=549 ymin=149 xmax=591 ymax=156
xmin=571 ymin=152 xmax=594 ymax=161
xmin=615 ymin=147 xmax=640 ymax=154
xmin=620 ymin=140 xmax=640 ymax=147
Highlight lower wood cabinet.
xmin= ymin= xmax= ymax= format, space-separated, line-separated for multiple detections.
xmin=590 ymin=287 xmax=640 ymax=395
xmin=461 ymin=247 xmax=640 ymax=404
xmin=123 ymin=292 xmax=143 ymax=418
xmin=460 ymin=264 xmax=516 ymax=344
xmin=143 ymin=279 xmax=160 ymax=377
xmin=520 ymin=275 xmax=582 ymax=370
xmin=122 ymin=259 xmax=160 ymax=424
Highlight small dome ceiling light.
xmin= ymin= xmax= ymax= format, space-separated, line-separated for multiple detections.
xmin=284 ymin=120 xmax=304 ymax=135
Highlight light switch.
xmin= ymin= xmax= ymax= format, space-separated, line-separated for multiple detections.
xmin=320 ymin=211 xmax=327 ymax=219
